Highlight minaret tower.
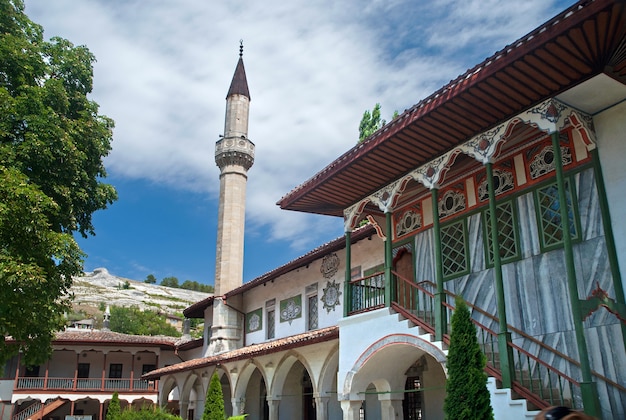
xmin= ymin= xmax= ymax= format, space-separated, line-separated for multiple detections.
xmin=209 ymin=42 xmax=254 ymax=355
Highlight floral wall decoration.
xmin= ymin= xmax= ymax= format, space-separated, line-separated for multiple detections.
xmin=320 ymin=253 xmax=340 ymax=279
xmin=280 ymin=295 xmax=302 ymax=324
xmin=321 ymin=280 xmax=342 ymax=313
xmin=246 ymin=308 xmax=262 ymax=333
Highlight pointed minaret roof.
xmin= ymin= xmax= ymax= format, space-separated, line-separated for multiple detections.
xmin=226 ymin=41 xmax=250 ymax=100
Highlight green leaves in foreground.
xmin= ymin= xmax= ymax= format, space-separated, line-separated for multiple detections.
xmin=444 ymin=296 xmax=494 ymax=420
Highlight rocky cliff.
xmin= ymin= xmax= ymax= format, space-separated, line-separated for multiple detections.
xmin=71 ymin=268 xmax=211 ymax=315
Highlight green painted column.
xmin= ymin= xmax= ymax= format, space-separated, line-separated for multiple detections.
xmin=344 ymin=230 xmax=352 ymax=318
xmin=384 ymin=211 xmax=393 ymax=307
xmin=591 ymin=148 xmax=626 ymax=349
xmin=486 ymin=162 xmax=514 ymax=388
xmin=431 ymin=188 xmax=447 ymax=341
xmin=551 ymin=132 xmax=600 ymax=417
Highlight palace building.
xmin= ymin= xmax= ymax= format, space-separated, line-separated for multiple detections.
xmin=4 ymin=1 xmax=625 ymax=419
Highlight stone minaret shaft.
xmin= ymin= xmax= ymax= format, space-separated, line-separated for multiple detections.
xmin=214 ymin=48 xmax=254 ymax=296
xmin=209 ymin=45 xmax=254 ymax=356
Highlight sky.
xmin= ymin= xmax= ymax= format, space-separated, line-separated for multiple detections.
xmin=24 ymin=0 xmax=577 ymax=286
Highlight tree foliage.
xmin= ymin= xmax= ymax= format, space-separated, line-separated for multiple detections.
xmin=444 ymin=296 xmax=494 ymax=420
xmin=144 ymin=274 xmax=157 ymax=284
xmin=106 ymin=392 xmax=122 ymax=420
xmin=116 ymin=407 xmax=181 ymax=420
xmin=358 ymin=103 xmax=398 ymax=143
xmin=160 ymin=276 xmax=179 ymax=288
xmin=358 ymin=103 xmax=382 ymax=142
xmin=109 ymin=306 xmax=179 ymax=337
xmin=0 ymin=0 xmax=117 ymax=367
xmin=106 ymin=400 xmax=181 ymax=420
xmin=159 ymin=276 xmax=214 ymax=293
xmin=181 ymin=279 xmax=214 ymax=293
xmin=203 ymin=373 xmax=226 ymax=420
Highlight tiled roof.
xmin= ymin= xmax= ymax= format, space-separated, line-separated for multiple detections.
xmin=276 ymin=0 xmax=626 ymax=217
xmin=183 ymin=224 xmax=376 ymax=318
xmin=143 ymin=325 xmax=339 ymax=379
xmin=53 ymin=330 xmax=178 ymax=348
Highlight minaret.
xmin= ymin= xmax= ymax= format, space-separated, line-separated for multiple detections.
xmin=209 ymin=42 xmax=254 ymax=355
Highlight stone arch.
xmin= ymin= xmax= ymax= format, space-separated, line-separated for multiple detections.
xmin=232 ymin=359 xmax=266 ymax=401
xmin=317 ymin=343 xmax=339 ymax=394
xmin=342 ymin=333 xmax=448 ymax=418
xmin=180 ymin=372 xmax=204 ymax=420
xmin=270 ymin=350 xmax=316 ymax=397
xmin=268 ymin=350 xmax=317 ymax=419
xmin=159 ymin=374 xmax=180 ymax=414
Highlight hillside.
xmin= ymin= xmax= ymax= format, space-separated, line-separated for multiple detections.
xmin=70 ymin=268 xmax=212 ymax=316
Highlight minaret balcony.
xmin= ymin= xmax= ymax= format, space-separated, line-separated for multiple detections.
xmin=215 ymin=136 xmax=255 ymax=170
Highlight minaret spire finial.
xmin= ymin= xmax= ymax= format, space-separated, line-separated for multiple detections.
xmin=239 ymin=39 xmax=243 ymax=58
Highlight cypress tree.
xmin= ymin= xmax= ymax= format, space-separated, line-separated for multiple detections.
xmin=203 ymin=372 xmax=226 ymax=420
xmin=444 ymin=296 xmax=494 ymax=420
xmin=106 ymin=392 xmax=122 ymax=420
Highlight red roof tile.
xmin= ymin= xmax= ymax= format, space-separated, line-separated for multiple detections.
xmin=143 ymin=326 xmax=339 ymax=379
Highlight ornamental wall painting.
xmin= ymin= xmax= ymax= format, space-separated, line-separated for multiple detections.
xmin=321 ymin=280 xmax=342 ymax=313
xmin=321 ymin=253 xmax=340 ymax=279
xmin=246 ymin=308 xmax=262 ymax=333
xmin=280 ymin=295 xmax=302 ymax=324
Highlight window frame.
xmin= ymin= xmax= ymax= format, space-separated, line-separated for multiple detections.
xmin=533 ymin=176 xmax=581 ymax=252
xmin=440 ymin=218 xmax=470 ymax=281
xmin=108 ymin=363 xmax=123 ymax=379
xmin=482 ymin=198 xmax=521 ymax=268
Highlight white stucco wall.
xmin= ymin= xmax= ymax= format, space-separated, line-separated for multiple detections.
xmin=594 ymin=99 xmax=626 ymax=295
xmin=242 ymin=233 xmax=384 ymax=345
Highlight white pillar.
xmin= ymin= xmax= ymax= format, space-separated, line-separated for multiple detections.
xmin=315 ymin=395 xmax=330 ymax=420
xmin=232 ymin=397 xmax=245 ymax=415
xmin=340 ymin=400 xmax=363 ymax=420
xmin=380 ymin=399 xmax=394 ymax=420
xmin=267 ymin=398 xmax=280 ymax=420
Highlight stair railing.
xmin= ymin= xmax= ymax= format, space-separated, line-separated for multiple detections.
xmin=389 ymin=274 xmax=626 ymax=410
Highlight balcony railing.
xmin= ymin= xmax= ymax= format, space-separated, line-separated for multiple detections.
xmin=348 ymin=271 xmax=386 ymax=315
xmin=15 ymin=377 xmax=157 ymax=392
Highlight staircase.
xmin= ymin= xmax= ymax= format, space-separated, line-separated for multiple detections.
xmin=13 ymin=398 xmax=66 ymax=420
xmin=391 ymin=304 xmax=541 ymax=418
xmin=387 ymin=275 xmax=626 ymax=416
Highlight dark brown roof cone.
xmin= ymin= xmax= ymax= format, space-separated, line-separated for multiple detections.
xmin=226 ymin=43 xmax=250 ymax=99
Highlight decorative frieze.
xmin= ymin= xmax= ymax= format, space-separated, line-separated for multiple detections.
xmin=342 ymin=98 xmax=595 ymax=231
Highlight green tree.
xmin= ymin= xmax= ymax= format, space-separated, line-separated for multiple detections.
xmin=106 ymin=392 xmax=122 ymax=420
xmin=144 ymin=274 xmax=157 ymax=284
xmin=109 ymin=306 xmax=179 ymax=337
xmin=117 ymin=406 xmax=182 ymax=420
xmin=160 ymin=276 xmax=179 ymax=288
xmin=0 ymin=0 xmax=116 ymax=368
xmin=358 ymin=103 xmax=398 ymax=143
xmin=203 ymin=372 xmax=226 ymax=420
xmin=358 ymin=103 xmax=382 ymax=142
xmin=444 ymin=296 xmax=494 ymax=420
xmin=181 ymin=280 xmax=214 ymax=293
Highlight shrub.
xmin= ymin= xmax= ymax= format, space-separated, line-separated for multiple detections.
xmin=106 ymin=392 xmax=121 ymax=420
xmin=203 ymin=372 xmax=226 ymax=420
xmin=444 ymin=296 xmax=494 ymax=420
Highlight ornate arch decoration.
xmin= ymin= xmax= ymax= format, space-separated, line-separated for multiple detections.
xmin=342 ymin=98 xmax=595 ymax=226
xmin=344 ymin=199 xmax=371 ymax=231
xmin=459 ymin=98 xmax=596 ymax=165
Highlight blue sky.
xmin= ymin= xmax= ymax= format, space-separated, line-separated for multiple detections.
xmin=25 ymin=0 xmax=576 ymax=285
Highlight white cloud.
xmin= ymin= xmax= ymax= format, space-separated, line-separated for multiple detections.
xmin=26 ymin=0 xmax=575 ymax=254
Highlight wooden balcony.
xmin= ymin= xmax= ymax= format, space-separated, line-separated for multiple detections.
xmin=14 ymin=377 xmax=157 ymax=392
